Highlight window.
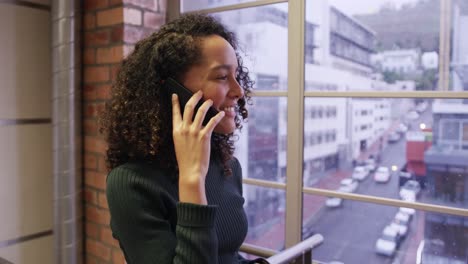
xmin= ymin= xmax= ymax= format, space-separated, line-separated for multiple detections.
xmin=174 ymin=1 xmax=468 ymax=262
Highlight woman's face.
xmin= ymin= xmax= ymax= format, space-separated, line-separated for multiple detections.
xmin=182 ymin=35 xmax=244 ymax=134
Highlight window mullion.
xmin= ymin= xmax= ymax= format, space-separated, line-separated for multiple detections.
xmin=285 ymin=0 xmax=306 ymax=248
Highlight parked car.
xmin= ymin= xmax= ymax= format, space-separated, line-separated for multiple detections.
xmin=352 ymin=166 xmax=369 ymax=181
xmin=374 ymin=166 xmax=391 ymax=183
xmin=400 ymin=180 xmax=421 ymax=201
xmin=365 ymin=158 xmax=377 ymax=173
xmin=390 ymin=212 xmax=410 ymax=237
xmin=375 ymin=225 xmax=401 ymax=257
xmin=399 ymin=207 xmax=416 ymax=218
xmin=339 ymin=178 xmax=359 ymax=193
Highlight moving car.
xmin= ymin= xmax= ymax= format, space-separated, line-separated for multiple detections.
xmin=375 ymin=225 xmax=401 ymax=257
xmin=407 ymin=110 xmax=419 ymax=120
xmin=325 ymin=196 xmax=343 ymax=208
xmin=352 ymin=166 xmax=369 ymax=181
xmin=400 ymin=180 xmax=421 ymax=201
xmin=339 ymin=178 xmax=359 ymax=193
xmin=374 ymin=166 xmax=391 ymax=183
xmin=388 ymin=132 xmax=401 ymax=143
xmin=325 ymin=179 xmax=359 ymax=208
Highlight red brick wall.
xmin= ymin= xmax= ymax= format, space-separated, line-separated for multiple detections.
xmin=82 ymin=0 xmax=167 ymax=263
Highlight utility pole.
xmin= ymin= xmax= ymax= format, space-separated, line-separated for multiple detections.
xmin=438 ymin=0 xmax=452 ymax=91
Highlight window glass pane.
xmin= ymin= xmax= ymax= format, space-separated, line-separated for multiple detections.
xmin=303 ymin=195 xmax=468 ymax=263
xmin=207 ymin=3 xmax=288 ymax=91
xmin=235 ymin=97 xmax=287 ymax=183
xmin=304 ymin=98 xmax=467 ymax=211
xmin=243 ymin=185 xmax=285 ymax=250
xmin=302 ymin=0 xmax=468 ymax=92
xmin=182 ymin=0 xmax=259 ymax=13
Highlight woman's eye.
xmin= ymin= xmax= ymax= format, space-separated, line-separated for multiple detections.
xmin=217 ymin=76 xmax=228 ymax=80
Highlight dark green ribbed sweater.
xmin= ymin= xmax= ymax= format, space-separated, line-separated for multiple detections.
xmin=106 ymin=158 xmax=250 ymax=264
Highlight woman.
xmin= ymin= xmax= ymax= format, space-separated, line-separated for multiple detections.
xmin=101 ymin=13 xmax=267 ymax=264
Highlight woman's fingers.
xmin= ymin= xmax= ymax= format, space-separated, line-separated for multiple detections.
xmin=203 ymin=111 xmax=225 ymax=134
xmin=182 ymin=91 xmax=203 ymax=125
xmin=171 ymin=94 xmax=182 ymax=126
xmin=192 ymin=99 xmax=213 ymax=128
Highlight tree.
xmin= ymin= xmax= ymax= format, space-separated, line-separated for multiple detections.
xmin=382 ymin=70 xmax=401 ymax=84
xmin=416 ymin=69 xmax=437 ymax=90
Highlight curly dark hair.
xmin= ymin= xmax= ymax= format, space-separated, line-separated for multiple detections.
xmin=100 ymin=13 xmax=253 ymax=177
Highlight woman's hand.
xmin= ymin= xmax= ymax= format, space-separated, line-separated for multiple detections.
xmin=171 ymin=91 xmax=225 ymax=205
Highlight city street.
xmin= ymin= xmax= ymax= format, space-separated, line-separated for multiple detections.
xmin=307 ymin=107 xmax=433 ymax=264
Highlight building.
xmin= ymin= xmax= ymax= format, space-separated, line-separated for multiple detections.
xmin=422 ymin=99 xmax=468 ymax=263
xmin=371 ymin=49 xmax=421 ymax=74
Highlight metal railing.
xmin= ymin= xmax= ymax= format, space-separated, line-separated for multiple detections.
xmin=240 ymin=234 xmax=324 ymax=264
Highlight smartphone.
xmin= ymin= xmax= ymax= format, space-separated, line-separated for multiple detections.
xmin=164 ymin=77 xmax=219 ymax=126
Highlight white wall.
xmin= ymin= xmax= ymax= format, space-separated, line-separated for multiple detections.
xmin=0 ymin=2 xmax=52 ymax=263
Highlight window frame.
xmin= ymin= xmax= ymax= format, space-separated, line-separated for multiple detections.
xmin=170 ymin=0 xmax=468 ymax=249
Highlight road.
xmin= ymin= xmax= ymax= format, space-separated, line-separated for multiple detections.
xmin=307 ymin=108 xmax=433 ymax=264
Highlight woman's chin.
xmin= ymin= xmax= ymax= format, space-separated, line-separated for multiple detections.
xmin=213 ymin=119 xmax=236 ymax=135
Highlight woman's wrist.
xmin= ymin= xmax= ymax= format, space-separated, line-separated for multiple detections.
xmin=179 ymin=180 xmax=207 ymax=205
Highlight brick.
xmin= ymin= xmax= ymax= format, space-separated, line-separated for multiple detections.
xmin=109 ymin=0 xmax=124 ymax=6
xmin=123 ymin=25 xmax=147 ymax=44
xmin=86 ymin=238 xmax=111 ymax=261
xmin=98 ymin=192 xmax=109 ymax=209
xmin=84 ymin=66 xmax=110 ymax=83
xmin=97 ymin=155 xmax=108 ymax=173
xmin=96 ymin=83 xmax=113 ymax=100
xmin=97 ymin=7 xmax=124 ymax=27
xmin=124 ymin=7 xmax=142 ymax=26
xmin=85 ymin=136 xmax=108 ymax=154
xmin=124 ymin=0 xmax=158 ymax=11
xmin=84 ymin=119 xmax=98 ymax=135
xmin=101 ymin=226 xmax=119 ymax=247
xmin=85 ymin=0 xmax=109 ymax=10
xmin=84 ymin=13 xmax=96 ymax=30
xmin=85 ymin=154 xmax=98 ymax=170
xmin=86 ymin=205 xmax=111 ymax=225
xmin=123 ymin=45 xmax=134 ymax=57
xmin=143 ymin=11 xmax=164 ymax=28
xmin=84 ymin=48 xmax=96 ymax=64
xmin=112 ymin=249 xmax=126 ymax=264
xmin=111 ymin=25 xmax=124 ymax=43
xmin=84 ymin=102 xmax=104 ymax=119
xmin=85 ymin=256 xmax=98 ymax=264
xmin=85 ymin=220 xmax=99 ymax=239
xmin=85 ymin=171 xmax=107 ymax=190
xmin=110 ymin=64 xmax=121 ymax=81
xmin=83 ymin=84 xmax=97 ymax=101
xmin=96 ymin=45 xmax=124 ymax=63
xmin=85 ymin=30 xmax=111 ymax=47
xmin=84 ymin=188 xmax=98 ymax=205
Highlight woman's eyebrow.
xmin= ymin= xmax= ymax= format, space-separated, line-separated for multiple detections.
xmin=210 ymin=64 xmax=238 ymax=72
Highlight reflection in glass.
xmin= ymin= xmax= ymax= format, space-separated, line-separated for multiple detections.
xmin=243 ymin=185 xmax=285 ymax=251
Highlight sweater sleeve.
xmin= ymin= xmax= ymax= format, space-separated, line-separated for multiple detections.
xmin=106 ymin=166 xmax=219 ymax=264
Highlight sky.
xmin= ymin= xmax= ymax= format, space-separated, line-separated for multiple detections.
xmin=329 ymin=0 xmax=420 ymax=15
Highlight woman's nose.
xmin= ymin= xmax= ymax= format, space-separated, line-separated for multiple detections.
xmin=230 ymin=79 xmax=244 ymax=98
